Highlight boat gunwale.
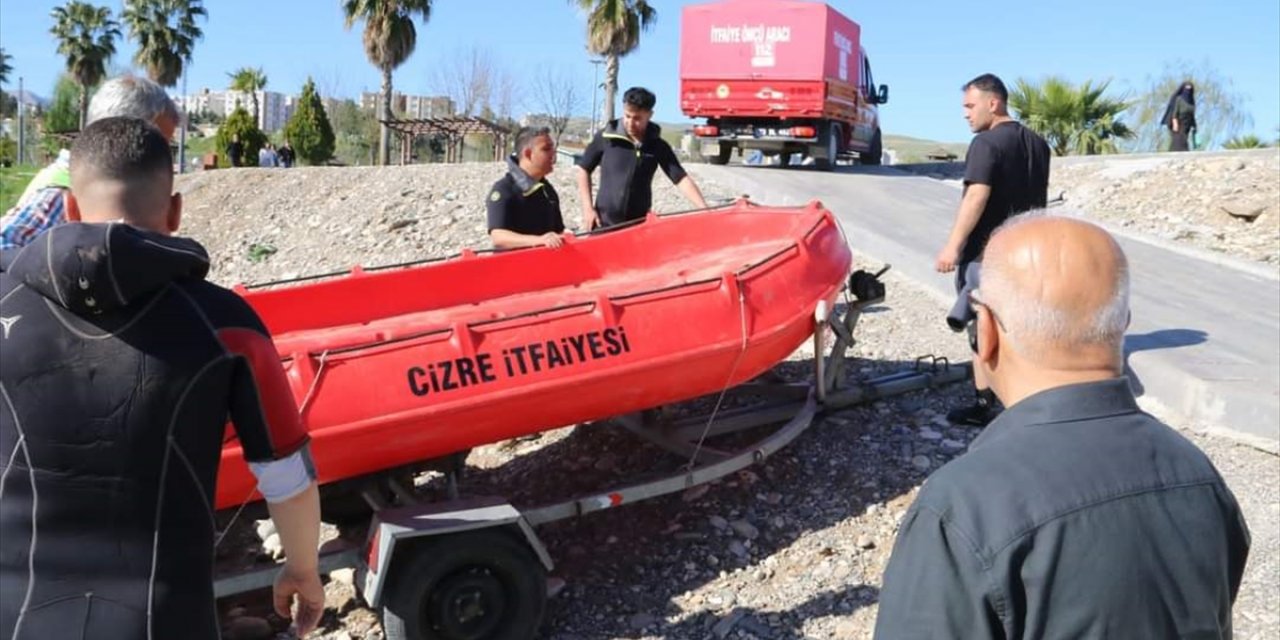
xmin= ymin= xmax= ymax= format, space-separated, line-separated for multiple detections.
xmin=274 ymin=210 xmax=836 ymax=362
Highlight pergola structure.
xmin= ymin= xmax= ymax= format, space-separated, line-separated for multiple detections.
xmin=380 ymin=116 xmax=512 ymax=165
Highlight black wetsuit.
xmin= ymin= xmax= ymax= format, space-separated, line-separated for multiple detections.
xmin=0 ymin=222 xmax=311 ymax=639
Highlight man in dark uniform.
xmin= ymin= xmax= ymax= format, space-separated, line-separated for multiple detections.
xmin=938 ymin=73 xmax=1051 ymax=426
xmin=575 ymin=87 xmax=709 ymax=230
xmin=876 ymin=215 xmax=1250 ymax=639
xmin=0 ymin=117 xmax=324 ymax=639
xmin=487 ymin=126 xmax=566 ymax=250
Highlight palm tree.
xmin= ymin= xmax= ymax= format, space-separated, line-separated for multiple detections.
xmin=342 ymin=0 xmax=433 ymax=166
xmin=574 ymin=0 xmax=656 ymax=126
xmin=0 ymin=47 xmax=12 ymax=86
xmin=50 ymin=1 xmax=121 ymax=129
xmin=1009 ymin=77 xmax=1133 ymax=156
xmin=122 ymin=0 xmax=207 ymax=87
xmin=228 ymin=66 xmax=267 ymax=127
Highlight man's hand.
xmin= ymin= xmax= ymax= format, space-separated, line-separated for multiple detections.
xmin=582 ymin=207 xmax=599 ymax=231
xmin=540 ymin=232 xmax=564 ymax=248
xmin=274 ymin=563 xmax=325 ymax=637
xmin=935 ymin=243 xmax=962 ymax=273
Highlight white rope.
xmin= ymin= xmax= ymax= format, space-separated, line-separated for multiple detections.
xmin=298 ymin=350 xmax=330 ymax=416
xmin=685 ymin=280 xmax=750 ymax=471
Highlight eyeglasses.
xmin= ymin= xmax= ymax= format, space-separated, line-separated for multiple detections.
xmin=968 ymin=289 xmax=1008 ymax=333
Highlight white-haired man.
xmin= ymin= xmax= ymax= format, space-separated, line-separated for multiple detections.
xmin=875 ymin=214 xmax=1250 ymax=639
xmin=0 ymin=74 xmax=179 ymax=250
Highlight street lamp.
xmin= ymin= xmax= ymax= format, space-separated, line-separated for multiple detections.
xmin=590 ymin=58 xmax=604 ymax=133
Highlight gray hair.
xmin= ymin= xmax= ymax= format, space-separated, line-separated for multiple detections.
xmin=514 ymin=126 xmax=552 ymax=155
xmin=980 ymin=211 xmax=1130 ymax=361
xmin=87 ymin=74 xmax=180 ymax=128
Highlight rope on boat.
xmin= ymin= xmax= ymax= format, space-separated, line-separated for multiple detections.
xmin=685 ymin=278 xmax=750 ymax=472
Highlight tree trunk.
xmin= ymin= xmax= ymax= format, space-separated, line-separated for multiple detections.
xmin=603 ymin=53 xmax=619 ymax=126
xmin=79 ymin=85 xmax=89 ymax=130
xmin=250 ymin=92 xmax=260 ymax=129
xmin=379 ymin=67 xmax=392 ymax=166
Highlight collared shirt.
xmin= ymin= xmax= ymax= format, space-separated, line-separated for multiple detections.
xmin=486 ymin=161 xmax=564 ymax=241
xmin=874 ymin=378 xmax=1250 ymax=640
xmin=0 ymin=186 xmax=68 ymax=250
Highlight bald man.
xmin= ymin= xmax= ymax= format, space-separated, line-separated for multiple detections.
xmin=1 ymin=117 xmax=324 ymax=639
xmin=874 ymin=214 xmax=1249 ymax=639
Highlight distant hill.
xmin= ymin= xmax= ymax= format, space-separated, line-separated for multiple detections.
xmin=884 ymin=134 xmax=969 ymax=164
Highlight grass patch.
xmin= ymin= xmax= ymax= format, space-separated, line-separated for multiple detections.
xmin=0 ymin=164 xmax=41 ymax=213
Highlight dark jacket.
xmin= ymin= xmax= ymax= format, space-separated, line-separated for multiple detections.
xmin=0 ymin=223 xmax=310 ymax=639
xmin=575 ymin=120 xmax=687 ymax=227
xmin=875 ymin=378 xmax=1250 ymax=640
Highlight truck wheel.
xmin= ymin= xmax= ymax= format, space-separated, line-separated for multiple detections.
xmin=861 ymin=129 xmax=883 ymax=166
xmin=815 ymin=124 xmax=841 ymax=171
xmin=382 ymin=529 xmax=547 ymax=640
xmin=707 ymin=142 xmax=732 ymax=165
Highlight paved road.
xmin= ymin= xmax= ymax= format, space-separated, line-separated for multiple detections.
xmin=691 ymin=161 xmax=1280 ymax=449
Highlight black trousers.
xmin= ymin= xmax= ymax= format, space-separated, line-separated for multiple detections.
xmin=1170 ymin=130 xmax=1190 ymax=152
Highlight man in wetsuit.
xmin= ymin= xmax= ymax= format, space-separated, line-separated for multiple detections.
xmin=575 ymin=87 xmax=709 ymax=229
xmin=0 ymin=117 xmax=324 ymax=639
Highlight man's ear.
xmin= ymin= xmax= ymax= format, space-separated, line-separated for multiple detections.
xmin=975 ymin=306 xmax=1000 ymax=366
xmin=166 ymin=192 xmax=183 ymax=234
xmin=64 ymin=190 xmax=82 ymax=222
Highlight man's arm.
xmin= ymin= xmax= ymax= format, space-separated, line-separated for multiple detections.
xmin=658 ymin=143 xmax=708 ymax=209
xmin=575 ymin=167 xmax=598 ymax=230
xmin=267 ymin=483 xmax=324 ymax=635
xmin=676 ymin=176 xmax=709 ymax=209
xmin=575 ymin=135 xmax=605 ymax=229
xmin=0 ymin=187 xmax=67 ymax=251
xmin=489 ymin=228 xmax=563 ymax=249
xmin=220 ymin=325 xmax=324 ymax=636
xmin=935 ymin=183 xmax=991 ymax=272
xmin=874 ymin=504 xmax=1004 ymax=639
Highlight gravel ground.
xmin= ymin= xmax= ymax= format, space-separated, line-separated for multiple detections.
xmin=178 ymin=162 xmax=1277 ymax=640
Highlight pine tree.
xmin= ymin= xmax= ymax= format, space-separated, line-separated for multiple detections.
xmin=214 ymin=105 xmax=266 ymax=167
xmin=283 ymin=77 xmax=335 ymax=166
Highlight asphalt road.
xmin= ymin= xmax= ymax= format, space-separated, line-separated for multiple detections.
xmin=690 ymin=159 xmax=1279 ymax=449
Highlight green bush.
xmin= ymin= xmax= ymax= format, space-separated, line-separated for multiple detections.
xmin=283 ymin=77 xmax=335 ymax=166
xmin=213 ymin=106 xmax=267 ymax=168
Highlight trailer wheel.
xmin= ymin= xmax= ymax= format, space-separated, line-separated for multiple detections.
xmin=382 ymin=529 xmax=547 ymax=640
xmin=861 ymin=129 xmax=883 ymax=166
xmin=707 ymin=142 xmax=732 ymax=165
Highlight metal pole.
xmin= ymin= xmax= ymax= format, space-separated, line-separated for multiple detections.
xmin=177 ymin=69 xmax=188 ymax=173
xmin=590 ymin=60 xmax=601 ymax=133
xmin=17 ymin=77 xmax=25 ymax=165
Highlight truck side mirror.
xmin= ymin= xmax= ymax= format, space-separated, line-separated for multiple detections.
xmin=878 ymin=84 xmax=890 ymax=105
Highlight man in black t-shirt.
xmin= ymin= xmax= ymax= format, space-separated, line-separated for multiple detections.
xmin=937 ymin=73 xmax=1051 ymax=426
xmin=575 ymin=87 xmax=708 ymax=229
xmin=486 ymin=126 xmax=566 ymax=250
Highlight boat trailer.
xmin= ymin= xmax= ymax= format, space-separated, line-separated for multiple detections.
xmin=212 ymin=266 xmax=970 ymax=639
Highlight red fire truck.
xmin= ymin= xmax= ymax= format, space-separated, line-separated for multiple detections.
xmin=679 ymin=0 xmax=889 ymax=169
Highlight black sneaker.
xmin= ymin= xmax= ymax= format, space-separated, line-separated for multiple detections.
xmin=946 ymin=401 xmax=1001 ymax=427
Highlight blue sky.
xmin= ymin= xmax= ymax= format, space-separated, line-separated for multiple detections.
xmin=2 ymin=0 xmax=1277 ymax=144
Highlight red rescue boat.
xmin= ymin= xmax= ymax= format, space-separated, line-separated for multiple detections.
xmin=214 ymin=200 xmax=853 ymax=510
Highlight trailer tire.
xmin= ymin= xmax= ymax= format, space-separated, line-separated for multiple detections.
xmin=861 ymin=129 xmax=883 ymax=166
xmin=707 ymin=142 xmax=732 ymax=165
xmin=381 ymin=529 xmax=547 ymax=640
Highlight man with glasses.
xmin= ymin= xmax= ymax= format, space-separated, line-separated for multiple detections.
xmin=875 ymin=214 xmax=1250 ymax=639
